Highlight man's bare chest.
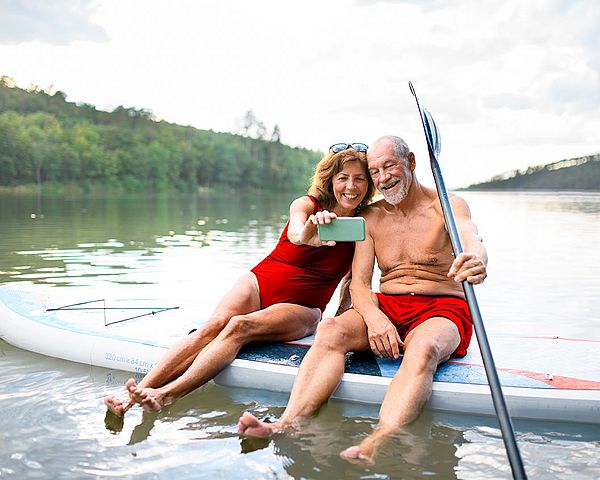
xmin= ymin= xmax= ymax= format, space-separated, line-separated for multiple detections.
xmin=372 ymin=213 xmax=453 ymax=269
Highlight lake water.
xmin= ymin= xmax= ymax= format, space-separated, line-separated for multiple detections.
xmin=0 ymin=190 xmax=599 ymax=479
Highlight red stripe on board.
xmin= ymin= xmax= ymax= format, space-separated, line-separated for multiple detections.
xmin=448 ymin=361 xmax=600 ymax=390
xmin=500 ymin=369 xmax=600 ymax=390
xmin=519 ymin=336 xmax=600 ymax=343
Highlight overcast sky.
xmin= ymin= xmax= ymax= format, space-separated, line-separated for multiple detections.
xmin=1 ymin=0 xmax=599 ymax=187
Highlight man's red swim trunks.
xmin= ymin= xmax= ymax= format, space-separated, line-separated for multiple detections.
xmin=375 ymin=293 xmax=473 ymax=357
xmin=251 ymin=196 xmax=355 ymax=312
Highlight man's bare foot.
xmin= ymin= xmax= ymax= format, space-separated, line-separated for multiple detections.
xmin=127 ymin=379 xmax=168 ymax=412
xmin=340 ymin=426 xmax=397 ymax=465
xmin=237 ymin=412 xmax=285 ymax=438
xmin=340 ymin=445 xmax=375 ymax=466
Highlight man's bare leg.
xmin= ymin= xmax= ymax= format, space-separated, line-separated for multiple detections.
xmin=104 ymin=273 xmax=262 ymax=416
xmin=238 ymin=310 xmax=371 ymax=437
xmin=128 ymin=302 xmax=320 ymax=412
xmin=340 ymin=317 xmax=461 ymax=464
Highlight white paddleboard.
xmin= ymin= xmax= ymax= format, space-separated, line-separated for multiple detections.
xmin=0 ymin=283 xmax=598 ymax=424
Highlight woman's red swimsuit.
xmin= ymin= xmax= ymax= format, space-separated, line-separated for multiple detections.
xmin=251 ymin=196 xmax=354 ymax=312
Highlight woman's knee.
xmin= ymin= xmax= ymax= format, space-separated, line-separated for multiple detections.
xmin=305 ymin=307 xmax=321 ymax=331
xmin=199 ymin=313 xmax=231 ymax=338
xmin=222 ymin=314 xmax=257 ymax=341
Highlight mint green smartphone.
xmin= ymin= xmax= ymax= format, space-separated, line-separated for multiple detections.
xmin=317 ymin=217 xmax=365 ymax=242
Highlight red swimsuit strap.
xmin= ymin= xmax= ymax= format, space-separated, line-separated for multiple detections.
xmin=307 ymin=195 xmax=322 ymax=212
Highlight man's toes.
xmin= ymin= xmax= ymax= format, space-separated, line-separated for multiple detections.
xmin=340 ymin=446 xmax=374 ymax=465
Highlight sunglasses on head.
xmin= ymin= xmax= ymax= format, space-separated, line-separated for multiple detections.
xmin=329 ymin=142 xmax=369 ymax=153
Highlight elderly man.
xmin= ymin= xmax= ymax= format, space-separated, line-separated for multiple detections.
xmin=238 ymin=135 xmax=488 ymax=464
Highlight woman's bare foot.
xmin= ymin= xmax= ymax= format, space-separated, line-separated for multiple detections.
xmin=104 ymin=378 xmax=139 ymax=416
xmin=127 ymin=379 xmax=170 ymax=412
xmin=104 ymin=395 xmax=133 ymax=416
xmin=237 ymin=412 xmax=286 ymax=438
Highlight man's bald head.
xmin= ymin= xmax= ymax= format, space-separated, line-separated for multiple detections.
xmin=370 ymin=136 xmax=411 ymax=162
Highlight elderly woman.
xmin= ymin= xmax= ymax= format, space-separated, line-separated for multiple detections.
xmin=105 ymin=142 xmax=375 ymax=415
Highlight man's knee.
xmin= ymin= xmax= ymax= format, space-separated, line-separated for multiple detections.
xmin=314 ymin=316 xmax=352 ymax=351
xmin=405 ymin=319 xmax=460 ymax=364
xmin=404 ymin=336 xmax=450 ymax=372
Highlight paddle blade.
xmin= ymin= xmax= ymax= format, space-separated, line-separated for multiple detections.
xmin=422 ymin=107 xmax=441 ymax=159
xmin=409 ymin=82 xmax=442 ymax=160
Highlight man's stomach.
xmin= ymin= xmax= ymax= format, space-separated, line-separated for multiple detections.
xmin=379 ymin=275 xmax=465 ymax=299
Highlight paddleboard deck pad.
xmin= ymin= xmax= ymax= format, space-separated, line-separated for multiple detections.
xmin=1 ymin=283 xmax=599 ymax=424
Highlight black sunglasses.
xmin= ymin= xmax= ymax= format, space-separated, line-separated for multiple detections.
xmin=329 ymin=142 xmax=369 ymax=153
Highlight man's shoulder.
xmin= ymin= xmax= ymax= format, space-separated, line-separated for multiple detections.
xmin=447 ymin=192 xmax=470 ymax=213
xmin=360 ymin=199 xmax=388 ymax=218
xmin=421 ymin=187 xmax=468 ymax=210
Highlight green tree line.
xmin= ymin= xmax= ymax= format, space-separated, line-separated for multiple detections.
xmin=0 ymin=76 xmax=321 ymax=192
xmin=466 ymin=154 xmax=600 ymax=191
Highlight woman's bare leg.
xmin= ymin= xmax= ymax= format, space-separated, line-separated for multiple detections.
xmin=127 ymin=300 xmax=321 ymax=412
xmin=104 ymin=272 xmax=262 ymax=416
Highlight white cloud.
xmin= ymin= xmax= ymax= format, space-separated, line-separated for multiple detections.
xmin=0 ymin=0 xmax=108 ymax=45
xmin=0 ymin=0 xmax=598 ymax=188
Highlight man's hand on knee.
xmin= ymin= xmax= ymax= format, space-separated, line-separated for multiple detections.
xmin=366 ymin=314 xmax=403 ymax=359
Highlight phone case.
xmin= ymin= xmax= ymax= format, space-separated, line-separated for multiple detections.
xmin=317 ymin=217 xmax=365 ymax=242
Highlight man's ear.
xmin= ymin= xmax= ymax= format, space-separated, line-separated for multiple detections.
xmin=408 ymin=152 xmax=416 ymax=171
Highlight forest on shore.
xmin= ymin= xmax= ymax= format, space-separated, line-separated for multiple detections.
xmin=465 ymin=153 xmax=600 ymax=191
xmin=0 ymin=76 xmax=320 ymax=193
xmin=3 ymin=76 xmax=598 ymax=194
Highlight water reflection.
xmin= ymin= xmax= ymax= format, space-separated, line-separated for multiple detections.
xmin=463 ymin=191 xmax=600 ymax=215
xmin=262 ymin=411 xmax=462 ymax=480
xmin=459 ymin=191 xmax=600 ymax=339
xmin=5 ymin=190 xmax=598 ymax=337
xmin=1 ymin=339 xmax=599 ymax=479
xmin=0 ymin=191 xmax=297 ymax=287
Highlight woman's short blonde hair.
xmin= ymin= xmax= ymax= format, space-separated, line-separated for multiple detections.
xmin=308 ymin=149 xmax=375 ymax=211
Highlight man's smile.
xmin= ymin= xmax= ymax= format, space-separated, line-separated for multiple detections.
xmin=380 ymin=179 xmax=399 ymax=191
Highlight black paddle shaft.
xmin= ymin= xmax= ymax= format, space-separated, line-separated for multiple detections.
xmin=409 ymin=82 xmax=527 ymax=480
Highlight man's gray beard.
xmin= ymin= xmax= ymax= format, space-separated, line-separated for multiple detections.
xmin=381 ymin=184 xmax=409 ymax=205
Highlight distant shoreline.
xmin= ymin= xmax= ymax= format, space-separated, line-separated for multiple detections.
xmin=0 ymin=183 xmax=301 ymax=196
xmin=462 ymin=154 xmax=599 ymax=192
xmin=459 ymin=187 xmax=600 ymax=193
